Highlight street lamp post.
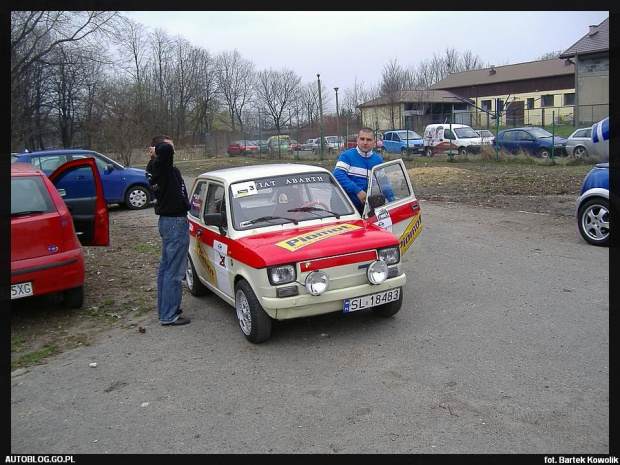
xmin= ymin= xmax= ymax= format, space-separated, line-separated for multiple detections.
xmin=317 ymin=74 xmax=324 ymax=160
xmin=334 ymin=86 xmax=340 ymax=150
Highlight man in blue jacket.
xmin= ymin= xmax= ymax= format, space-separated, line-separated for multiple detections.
xmin=333 ymin=127 xmax=392 ymax=214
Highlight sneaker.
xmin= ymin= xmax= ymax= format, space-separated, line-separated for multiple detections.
xmin=161 ymin=316 xmax=190 ymax=326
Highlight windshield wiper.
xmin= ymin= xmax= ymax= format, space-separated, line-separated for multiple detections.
xmin=242 ymin=215 xmax=299 ymax=226
xmin=286 ymin=206 xmax=341 ymax=219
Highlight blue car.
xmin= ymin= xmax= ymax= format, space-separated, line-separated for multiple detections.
xmin=495 ymin=126 xmax=567 ymax=158
xmin=382 ymin=130 xmax=424 ymax=156
xmin=576 ymin=162 xmax=610 ymax=246
xmin=14 ymin=149 xmax=154 ymax=209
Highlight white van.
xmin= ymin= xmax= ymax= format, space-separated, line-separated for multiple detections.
xmin=423 ymin=123 xmax=482 ymax=157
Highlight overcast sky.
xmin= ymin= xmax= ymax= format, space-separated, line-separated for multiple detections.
xmin=127 ymin=11 xmax=609 ymax=107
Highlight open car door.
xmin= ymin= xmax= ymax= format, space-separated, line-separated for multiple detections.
xmin=49 ymin=157 xmax=110 ymax=246
xmin=363 ymin=159 xmax=422 ymax=257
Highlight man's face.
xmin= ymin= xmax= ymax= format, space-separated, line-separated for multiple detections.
xmin=357 ymin=132 xmax=375 ymax=152
xmin=149 ymin=138 xmax=174 ymax=158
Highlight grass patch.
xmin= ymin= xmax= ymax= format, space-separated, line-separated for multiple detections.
xmin=11 ymin=344 xmax=59 ymax=369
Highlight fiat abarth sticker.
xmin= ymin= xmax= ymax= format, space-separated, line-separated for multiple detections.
xmin=275 ymin=223 xmax=363 ymax=251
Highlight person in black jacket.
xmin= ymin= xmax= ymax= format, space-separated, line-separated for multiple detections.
xmin=148 ymin=135 xmax=191 ymax=326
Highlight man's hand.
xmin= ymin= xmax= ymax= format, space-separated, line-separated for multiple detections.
xmin=356 ymin=190 xmax=367 ymax=204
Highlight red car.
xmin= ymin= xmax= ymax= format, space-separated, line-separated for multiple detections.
xmin=289 ymin=140 xmax=303 ymax=151
xmin=227 ymin=140 xmax=259 ymax=156
xmin=11 ymin=159 xmax=110 ymax=308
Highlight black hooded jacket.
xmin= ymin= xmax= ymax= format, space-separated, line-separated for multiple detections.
xmin=149 ymin=142 xmax=189 ymax=217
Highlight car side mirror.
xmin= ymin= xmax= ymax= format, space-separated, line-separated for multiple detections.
xmin=366 ymin=193 xmax=386 ymax=218
xmin=204 ymin=212 xmax=227 ymax=236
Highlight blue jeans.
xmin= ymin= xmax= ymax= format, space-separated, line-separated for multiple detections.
xmin=157 ymin=215 xmax=190 ymax=323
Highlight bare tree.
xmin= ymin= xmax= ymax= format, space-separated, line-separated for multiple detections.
xmin=215 ymin=50 xmax=255 ymax=134
xmin=254 ymin=68 xmax=301 ymax=155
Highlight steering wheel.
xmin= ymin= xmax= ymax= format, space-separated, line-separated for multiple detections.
xmin=302 ymin=200 xmax=329 ymax=210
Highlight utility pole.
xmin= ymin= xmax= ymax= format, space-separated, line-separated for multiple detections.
xmin=334 ymin=86 xmax=340 ymax=150
xmin=317 ymin=74 xmax=324 ymax=160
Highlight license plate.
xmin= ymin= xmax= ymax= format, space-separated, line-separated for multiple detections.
xmin=11 ymin=282 xmax=33 ymax=299
xmin=343 ymin=288 xmax=400 ymax=313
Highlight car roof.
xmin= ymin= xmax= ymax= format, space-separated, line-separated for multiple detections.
xmin=11 ymin=162 xmax=44 ymax=176
xmin=17 ymin=149 xmax=98 ymax=156
xmin=198 ymin=163 xmax=331 ymax=184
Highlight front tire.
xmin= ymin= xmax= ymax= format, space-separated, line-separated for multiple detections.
xmin=371 ymin=287 xmax=403 ymax=317
xmin=577 ymin=197 xmax=609 ymax=246
xmin=125 ymin=185 xmax=151 ymax=210
xmin=424 ymin=147 xmax=434 ymax=157
xmin=458 ymin=147 xmax=468 ymax=156
xmin=573 ymin=146 xmax=587 ymax=158
xmin=186 ymin=255 xmax=209 ymax=296
xmin=538 ymin=148 xmax=551 ymax=158
xmin=235 ymin=279 xmax=272 ymax=343
xmin=64 ymin=285 xmax=84 ymax=308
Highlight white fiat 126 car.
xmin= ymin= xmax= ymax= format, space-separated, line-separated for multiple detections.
xmin=185 ymin=160 xmax=422 ymax=343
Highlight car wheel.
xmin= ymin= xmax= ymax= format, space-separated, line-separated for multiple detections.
xmin=538 ymin=148 xmax=551 ymax=158
xmin=186 ymin=255 xmax=210 ymax=296
xmin=371 ymin=287 xmax=403 ymax=317
xmin=573 ymin=146 xmax=587 ymax=158
xmin=64 ymin=285 xmax=84 ymax=308
xmin=577 ymin=197 xmax=610 ymax=247
xmin=235 ymin=279 xmax=272 ymax=343
xmin=424 ymin=147 xmax=434 ymax=157
xmin=125 ymin=185 xmax=151 ymax=210
xmin=458 ymin=147 xmax=468 ymax=156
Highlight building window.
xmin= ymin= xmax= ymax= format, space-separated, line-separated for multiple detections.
xmin=497 ymin=99 xmax=504 ymax=113
xmin=481 ymin=100 xmax=492 ymax=111
xmin=563 ymin=93 xmax=575 ymax=106
xmin=527 ymin=98 xmax=535 ymax=109
xmin=541 ymin=94 xmax=555 ymax=107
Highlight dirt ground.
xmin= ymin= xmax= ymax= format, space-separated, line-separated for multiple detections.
xmin=10 ymin=156 xmax=593 ymax=371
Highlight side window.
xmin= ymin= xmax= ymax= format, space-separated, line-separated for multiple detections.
xmin=503 ymin=131 xmax=515 ymax=142
xmin=443 ymin=129 xmax=452 ymax=139
xmin=204 ymin=183 xmax=226 ymax=226
xmin=189 ymin=180 xmax=208 ymax=218
xmin=369 ymin=162 xmax=411 ymax=204
xmin=518 ymin=131 xmax=533 ymax=142
xmin=33 ymin=155 xmax=69 ymax=171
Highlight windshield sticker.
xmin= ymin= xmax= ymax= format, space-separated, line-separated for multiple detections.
xmin=275 ymin=223 xmax=362 ymax=251
xmin=399 ymin=213 xmax=422 ymax=256
xmin=232 ymin=181 xmax=257 ymax=198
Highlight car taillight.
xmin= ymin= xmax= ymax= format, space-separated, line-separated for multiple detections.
xmin=59 ymin=210 xmax=75 ymax=244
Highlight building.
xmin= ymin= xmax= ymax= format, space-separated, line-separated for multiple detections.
xmin=358 ymin=17 xmax=608 ymax=133
xmin=560 ymin=16 xmax=609 ymax=125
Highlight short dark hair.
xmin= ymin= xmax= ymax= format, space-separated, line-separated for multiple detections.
xmin=358 ymin=128 xmax=375 ymax=139
xmin=151 ymin=134 xmax=173 ymax=146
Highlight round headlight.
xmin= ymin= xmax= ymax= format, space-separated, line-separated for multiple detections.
xmin=305 ymin=271 xmax=328 ymax=295
xmin=367 ymin=260 xmax=388 ymax=285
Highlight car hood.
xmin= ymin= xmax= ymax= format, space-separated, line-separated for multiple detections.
xmin=124 ymin=166 xmax=147 ymax=175
xmin=227 ymin=220 xmax=400 ymax=268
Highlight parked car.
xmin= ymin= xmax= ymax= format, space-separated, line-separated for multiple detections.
xmin=13 ymin=149 xmax=154 ymax=209
xmin=227 ymin=140 xmax=259 ymax=156
xmin=475 ymin=129 xmax=496 ymax=146
xmin=267 ymin=135 xmax=292 ymax=156
xmin=382 ymin=130 xmax=424 ymax=156
xmin=301 ymin=138 xmax=318 ymax=151
xmin=576 ymin=162 xmax=610 ymax=247
xmin=289 ymin=140 xmax=303 ymax=151
xmin=252 ymin=140 xmax=269 ymax=154
xmin=564 ymin=127 xmax=594 ymax=158
xmin=324 ymin=135 xmax=344 ymax=151
xmin=495 ymin=127 xmax=567 ymax=158
xmin=423 ymin=123 xmax=482 ymax=156
xmin=185 ymin=160 xmax=423 ymax=343
xmin=11 ymin=159 xmax=109 ymax=308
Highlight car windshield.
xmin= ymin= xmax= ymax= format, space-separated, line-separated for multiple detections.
xmin=528 ymin=127 xmax=554 ymax=138
xmin=397 ymin=130 xmax=422 ymax=140
xmin=229 ymin=172 xmax=355 ymax=231
xmin=454 ymin=127 xmax=479 ymax=138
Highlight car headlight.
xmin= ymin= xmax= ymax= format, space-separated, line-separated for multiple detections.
xmin=268 ymin=264 xmax=296 ymax=286
xmin=305 ymin=271 xmax=328 ymax=295
xmin=367 ymin=260 xmax=389 ymax=285
xmin=378 ymin=246 xmax=400 ymax=265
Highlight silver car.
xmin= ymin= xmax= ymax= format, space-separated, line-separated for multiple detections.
xmin=565 ymin=127 xmax=595 ymax=157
